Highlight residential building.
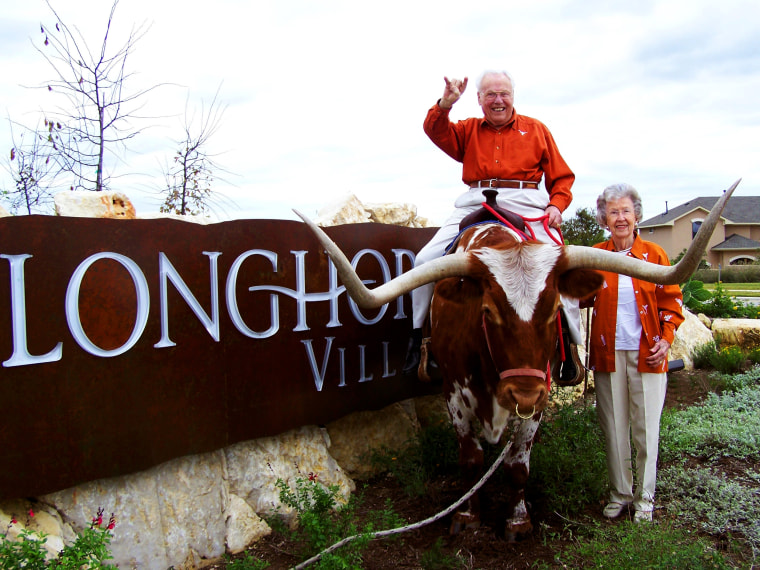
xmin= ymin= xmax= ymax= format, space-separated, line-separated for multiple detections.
xmin=638 ymin=195 xmax=760 ymax=267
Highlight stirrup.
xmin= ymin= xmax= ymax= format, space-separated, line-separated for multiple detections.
xmin=418 ymin=337 xmax=441 ymax=382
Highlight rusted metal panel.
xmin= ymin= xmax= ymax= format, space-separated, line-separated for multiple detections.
xmin=0 ymin=216 xmax=438 ymax=498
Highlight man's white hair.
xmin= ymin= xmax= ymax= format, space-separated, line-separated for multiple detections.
xmin=476 ymin=70 xmax=515 ymax=92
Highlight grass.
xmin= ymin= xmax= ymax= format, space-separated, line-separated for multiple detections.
xmin=703 ymin=282 xmax=760 ymax=297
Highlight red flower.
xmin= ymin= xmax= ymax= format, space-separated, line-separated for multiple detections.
xmin=107 ymin=514 xmax=116 ymax=530
xmin=28 ymin=509 xmax=34 ymax=518
xmin=308 ymin=472 xmax=318 ymax=482
xmin=10 ymin=517 xmax=17 ymax=525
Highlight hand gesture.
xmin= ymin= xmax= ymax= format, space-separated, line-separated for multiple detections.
xmin=440 ymin=76 xmax=468 ymax=109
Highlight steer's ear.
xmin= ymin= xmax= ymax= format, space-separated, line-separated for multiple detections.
xmin=557 ymin=268 xmax=604 ymax=300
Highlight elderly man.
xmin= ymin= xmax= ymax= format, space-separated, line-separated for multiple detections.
xmin=406 ymin=70 xmax=583 ymax=384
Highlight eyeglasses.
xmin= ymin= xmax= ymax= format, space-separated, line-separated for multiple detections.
xmin=481 ymin=91 xmax=512 ymax=102
xmin=608 ymin=209 xmax=633 ymax=218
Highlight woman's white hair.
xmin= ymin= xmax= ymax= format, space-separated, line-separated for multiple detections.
xmin=476 ymin=70 xmax=514 ymax=92
xmin=595 ymin=183 xmax=644 ymax=228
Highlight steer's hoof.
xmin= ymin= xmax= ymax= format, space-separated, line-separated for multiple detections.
xmin=504 ymin=521 xmax=533 ymax=543
xmin=449 ymin=512 xmax=480 ymax=535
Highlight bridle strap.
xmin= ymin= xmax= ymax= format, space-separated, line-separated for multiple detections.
xmin=500 ymin=368 xmax=546 ymax=381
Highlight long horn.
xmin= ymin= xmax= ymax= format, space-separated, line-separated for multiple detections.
xmin=565 ymin=179 xmax=741 ymax=283
xmin=293 ymin=210 xmax=473 ymax=308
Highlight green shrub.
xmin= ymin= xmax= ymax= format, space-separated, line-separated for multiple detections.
xmin=272 ymin=475 xmax=402 ymax=569
xmin=694 ymin=266 xmax=760 ymax=283
xmin=691 ymin=341 xmax=718 ymax=369
xmin=658 ymin=465 xmax=760 ymax=557
xmin=369 ymin=415 xmax=459 ymax=497
xmin=660 ymin=385 xmax=760 ymax=462
xmin=718 ymin=365 xmax=760 ymax=392
xmin=0 ymin=508 xmax=115 ymax=569
xmin=710 ymin=345 xmax=747 ymax=374
xmin=698 ymin=283 xmax=758 ymax=318
xmin=528 ymin=400 xmax=608 ymax=515
xmin=680 ymin=279 xmax=713 ymax=312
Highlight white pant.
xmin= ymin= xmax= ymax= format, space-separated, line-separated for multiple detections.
xmin=595 ymin=350 xmax=667 ymax=512
xmin=411 ymin=186 xmax=581 ymax=344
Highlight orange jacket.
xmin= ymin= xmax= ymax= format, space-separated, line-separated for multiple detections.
xmin=424 ymin=103 xmax=575 ymax=212
xmin=582 ymin=235 xmax=684 ymax=373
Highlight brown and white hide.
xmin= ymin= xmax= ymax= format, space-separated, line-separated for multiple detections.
xmin=429 ymin=224 xmax=602 ymax=539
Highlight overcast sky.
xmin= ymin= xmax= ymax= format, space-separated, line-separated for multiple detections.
xmin=1 ymin=0 xmax=758 ymax=224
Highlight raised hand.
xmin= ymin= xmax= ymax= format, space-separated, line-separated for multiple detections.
xmin=440 ymin=76 xmax=468 ymax=109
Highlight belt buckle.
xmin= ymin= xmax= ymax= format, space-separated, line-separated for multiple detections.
xmin=486 ymin=179 xmax=497 ymax=188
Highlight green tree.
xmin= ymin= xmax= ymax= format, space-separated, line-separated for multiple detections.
xmin=561 ymin=207 xmax=605 ymax=246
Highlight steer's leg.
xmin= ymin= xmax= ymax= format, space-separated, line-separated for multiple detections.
xmin=447 ymin=387 xmax=483 ymax=534
xmin=502 ymin=413 xmax=542 ymax=542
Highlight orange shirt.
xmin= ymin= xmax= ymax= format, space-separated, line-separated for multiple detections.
xmin=424 ymin=103 xmax=575 ymax=212
xmin=582 ymin=235 xmax=685 ymax=373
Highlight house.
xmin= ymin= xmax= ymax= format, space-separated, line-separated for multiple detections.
xmin=638 ymin=195 xmax=760 ymax=268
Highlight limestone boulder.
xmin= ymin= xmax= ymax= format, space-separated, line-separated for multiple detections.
xmin=225 ymin=425 xmax=355 ymax=526
xmin=711 ymin=318 xmax=760 ymax=350
xmin=225 ymin=494 xmax=271 ymax=554
xmin=40 ymin=450 xmax=229 ymax=569
xmin=326 ymin=400 xmax=419 ymax=479
xmin=316 ymin=193 xmax=433 ymax=228
xmin=365 ymin=202 xmax=432 ymax=228
xmin=316 ymin=194 xmax=371 ymax=226
xmin=54 ymin=190 xmax=136 ymax=219
xmin=670 ymin=309 xmax=715 ymax=369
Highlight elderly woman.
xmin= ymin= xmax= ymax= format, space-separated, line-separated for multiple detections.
xmin=583 ymin=183 xmax=684 ymax=523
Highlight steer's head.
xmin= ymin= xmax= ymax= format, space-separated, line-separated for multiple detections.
xmin=438 ymin=224 xmax=603 ymax=417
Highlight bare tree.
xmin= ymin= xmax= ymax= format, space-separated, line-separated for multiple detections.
xmin=35 ymin=0 xmax=159 ymax=192
xmin=161 ymin=88 xmax=229 ymax=216
xmin=2 ymin=118 xmax=63 ymax=214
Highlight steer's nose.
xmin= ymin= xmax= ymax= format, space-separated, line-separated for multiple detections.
xmin=497 ymin=379 xmax=549 ymax=418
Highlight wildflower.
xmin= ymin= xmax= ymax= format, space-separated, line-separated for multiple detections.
xmin=92 ymin=507 xmax=105 ymax=527
xmin=308 ymin=472 xmax=318 ymax=482
xmin=107 ymin=513 xmax=116 ymax=530
xmin=28 ymin=509 xmax=34 ymax=518
xmin=10 ymin=517 xmax=17 ymax=525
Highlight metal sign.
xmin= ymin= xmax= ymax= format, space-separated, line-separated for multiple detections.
xmin=0 ymin=216 xmax=438 ymax=498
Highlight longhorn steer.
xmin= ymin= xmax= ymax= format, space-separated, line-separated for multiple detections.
xmin=295 ymin=179 xmax=739 ymax=540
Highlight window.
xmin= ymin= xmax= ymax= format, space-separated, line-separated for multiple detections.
xmin=692 ymin=220 xmax=703 ymax=239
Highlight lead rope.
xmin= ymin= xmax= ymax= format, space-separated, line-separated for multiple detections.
xmin=291 ymin=440 xmax=513 ymax=570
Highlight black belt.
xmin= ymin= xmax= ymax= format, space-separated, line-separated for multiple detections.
xmin=469 ymin=179 xmax=539 ymax=189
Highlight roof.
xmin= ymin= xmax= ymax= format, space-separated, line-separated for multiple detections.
xmin=639 ymin=195 xmax=760 ymax=228
xmin=711 ymin=233 xmax=760 ymax=251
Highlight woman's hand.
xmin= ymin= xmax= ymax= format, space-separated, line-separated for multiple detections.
xmin=646 ymin=338 xmax=671 ymax=368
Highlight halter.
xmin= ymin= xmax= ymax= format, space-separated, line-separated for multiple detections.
xmin=481 ymin=313 xmax=550 ymax=421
